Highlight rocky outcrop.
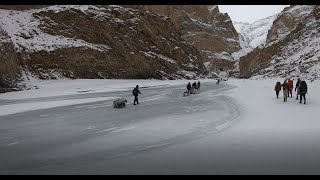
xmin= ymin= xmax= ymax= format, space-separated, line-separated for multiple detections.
xmin=266 ymin=5 xmax=315 ymax=45
xmin=239 ymin=6 xmax=320 ymax=81
xmin=0 ymin=5 xmax=209 ymax=92
xmin=0 ymin=27 xmax=23 ymax=92
xmin=126 ymin=5 xmax=241 ymax=72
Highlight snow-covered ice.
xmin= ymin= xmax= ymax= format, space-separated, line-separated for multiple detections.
xmin=0 ymin=97 xmax=115 ymax=116
xmin=0 ymin=78 xmax=320 ymax=174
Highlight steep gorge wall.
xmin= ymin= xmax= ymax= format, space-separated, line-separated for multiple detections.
xmin=239 ymin=6 xmax=320 ymax=80
xmin=0 ymin=28 xmax=23 ymax=92
xmin=0 ymin=5 xmax=209 ymax=92
xmin=125 ymin=5 xmax=241 ymax=72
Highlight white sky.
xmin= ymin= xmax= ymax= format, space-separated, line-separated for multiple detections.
xmin=218 ymin=5 xmax=290 ymax=23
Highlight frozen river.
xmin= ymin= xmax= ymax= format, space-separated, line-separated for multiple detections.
xmin=0 ymin=81 xmax=240 ymax=174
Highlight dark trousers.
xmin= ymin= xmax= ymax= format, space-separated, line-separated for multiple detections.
xmin=289 ymin=90 xmax=293 ymax=97
xmin=299 ymin=93 xmax=306 ymax=103
xmin=134 ymin=96 xmax=139 ymax=105
xmin=187 ymin=89 xmax=191 ymax=94
xmin=276 ymin=91 xmax=280 ymax=98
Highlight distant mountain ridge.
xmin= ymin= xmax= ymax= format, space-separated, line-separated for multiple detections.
xmin=233 ymin=14 xmax=278 ymax=48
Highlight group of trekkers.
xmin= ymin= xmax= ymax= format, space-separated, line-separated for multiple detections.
xmin=116 ymin=80 xmax=202 ymax=108
xmin=186 ymin=81 xmax=201 ymax=95
xmin=274 ymin=78 xmax=308 ymax=104
xmin=125 ymin=81 xmax=201 ymax=107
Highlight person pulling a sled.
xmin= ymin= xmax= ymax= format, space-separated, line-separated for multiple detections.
xmin=132 ymin=85 xmax=142 ymax=105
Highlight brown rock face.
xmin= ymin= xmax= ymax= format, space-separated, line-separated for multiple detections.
xmin=0 ymin=5 xmax=208 ymax=91
xmin=126 ymin=5 xmax=240 ymax=72
xmin=266 ymin=5 xmax=316 ymax=45
xmin=0 ymin=28 xmax=23 ymax=92
xmin=239 ymin=5 xmax=320 ymax=80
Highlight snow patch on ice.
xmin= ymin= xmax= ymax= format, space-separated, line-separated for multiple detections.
xmin=0 ymin=97 xmax=115 ymax=116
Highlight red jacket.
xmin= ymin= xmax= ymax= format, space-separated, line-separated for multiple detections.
xmin=288 ymin=80 xmax=293 ymax=90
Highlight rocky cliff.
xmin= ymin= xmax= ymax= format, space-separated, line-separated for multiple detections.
xmin=0 ymin=5 xmax=209 ymax=91
xmin=0 ymin=27 xmax=23 ymax=92
xmin=126 ymin=5 xmax=241 ymax=73
xmin=239 ymin=5 xmax=320 ymax=81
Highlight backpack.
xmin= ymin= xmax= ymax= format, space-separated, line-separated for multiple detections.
xmin=288 ymin=80 xmax=293 ymax=89
xmin=282 ymin=83 xmax=289 ymax=90
xmin=132 ymin=88 xmax=136 ymax=96
xmin=275 ymin=82 xmax=281 ymax=91
xmin=299 ymin=81 xmax=307 ymax=92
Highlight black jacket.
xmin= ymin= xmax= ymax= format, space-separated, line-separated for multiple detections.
xmin=187 ymin=83 xmax=191 ymax=90
xmin=299 ymin=81 xmax=308 ymax=93
xmin=132 ymin=88 xmax=141 ymax=96
xmin=295 ymin=80 xmax=301 ymax=91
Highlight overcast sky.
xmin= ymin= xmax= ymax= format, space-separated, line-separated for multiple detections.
xmin=218 ymin=5 xmax=290 ymax=23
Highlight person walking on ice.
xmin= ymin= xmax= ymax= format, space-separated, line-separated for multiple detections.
xmin=287 ymin=78 xmax=294 ymax=98
xmin=274 ymin=81 xmax=281 ymax=98
xmin=186 ymin=82 xmax=191 ymax=94
xmin=281 ymin=80 xmax=289 ymax=102
xmin=132 ymin=85 xmax=142 ymax=105
xmin=298 ymin=80 xmax=308 ymax=104
xmin=295 ymin=78 xmax=301 ymax=100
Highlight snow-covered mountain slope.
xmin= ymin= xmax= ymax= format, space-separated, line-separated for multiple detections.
xmin=239 ymin=5 xmax=320 ymax=81
xmin=266 ymin=5 xmax=316 ymax=45
xmin=0 ymin=6 xmax=111 ymax=53
xmin=231 ymin=33 xmax=253 ymax=61
xmin=227 ymin=14 xmax=278 ymax=76
xmin=233 ymin=14 xmax=277 ymax=48
xmin=0 ymin=5 xmax=209 ymax=92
